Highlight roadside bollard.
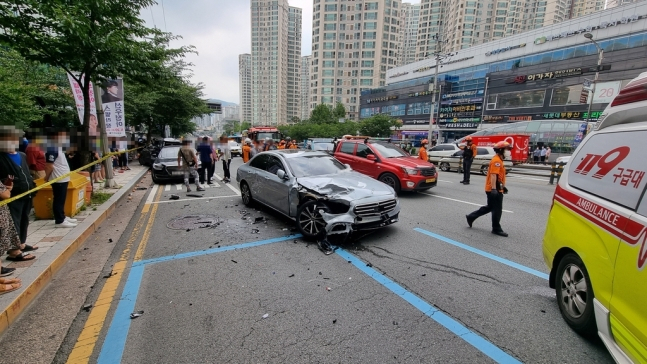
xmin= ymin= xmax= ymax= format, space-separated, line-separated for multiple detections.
xmin=549 ymin=162 xmax=566 ymax=185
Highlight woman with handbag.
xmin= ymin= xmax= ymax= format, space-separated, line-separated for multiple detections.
xmin=177 ymin=139 xmax=205 ymax=193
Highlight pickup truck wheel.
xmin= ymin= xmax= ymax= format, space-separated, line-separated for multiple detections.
xmin=296 ymin=200 xmax=328 ymax=240
xmin=480 ymin=165 xmax=488 ymax=175
xmin=555 ymin=253 xmax=597 ymax=336
xmin=379 ymin=173 xmax=401 ymax=194
xmin=440 ymin=162 xmax=451 ymax=172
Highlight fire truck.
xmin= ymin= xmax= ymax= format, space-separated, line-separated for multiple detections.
xmin=244 ymin=127 xmax=283 ymax=150
xmin=458 ymin=134 xmax=530 ymax=163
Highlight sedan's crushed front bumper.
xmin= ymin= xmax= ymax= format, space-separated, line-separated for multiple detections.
xmin=319 ymin=198 xmax=400 ymax=235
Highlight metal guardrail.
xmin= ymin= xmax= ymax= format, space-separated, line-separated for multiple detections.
xmin=454 ymin=159 xmax=566 ymax=184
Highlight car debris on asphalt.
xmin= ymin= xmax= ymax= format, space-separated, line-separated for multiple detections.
xmin=130 ymin=310 xmax=144 ymax=319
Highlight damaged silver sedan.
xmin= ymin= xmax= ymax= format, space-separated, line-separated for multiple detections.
xmin=236 ymin=150 xmax=400 ymax=240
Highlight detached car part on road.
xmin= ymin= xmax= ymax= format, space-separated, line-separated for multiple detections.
xmin=236 ymin=150 xmax=400 ymax=240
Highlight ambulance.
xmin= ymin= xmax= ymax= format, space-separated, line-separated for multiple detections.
xmin=543 ymin=72 xmax=647 ymax=363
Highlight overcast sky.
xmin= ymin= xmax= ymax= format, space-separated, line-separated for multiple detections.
xmin=143 ymin=0 xmax=420 ymax=104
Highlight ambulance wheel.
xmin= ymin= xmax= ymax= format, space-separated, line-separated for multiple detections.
xmin=555 ymin=253 xmax=597 ymax=336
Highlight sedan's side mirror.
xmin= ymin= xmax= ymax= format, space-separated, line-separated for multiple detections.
xmin=367 ymin=154 xmax=376 ymax=161
xmin=277 ymin=169 xmax=288 ymax=180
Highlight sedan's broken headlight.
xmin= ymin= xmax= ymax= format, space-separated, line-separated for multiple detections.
xmin=325 ymin=199 xmax=351 ymax=214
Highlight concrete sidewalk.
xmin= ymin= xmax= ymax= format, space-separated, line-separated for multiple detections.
xmin=0 ymin=163 xmax=149 ymax=333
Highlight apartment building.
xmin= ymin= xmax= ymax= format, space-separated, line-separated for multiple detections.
xmin=287 ymin=6 xmax=302 ymax=123
xmin=250 ymin=0 xmax=302 ymax=126
xmin=300 ymin=55 xmax=311 ymax=120
xmin=238 ymin=53 xmax=252 ymax=123
xmin=415 ymin=0 xmax=444 ymax=59
xmin=310 ymin=0 xmax=403 ymax=120
xmin=397 ymin=2 xmax=420 ymax=66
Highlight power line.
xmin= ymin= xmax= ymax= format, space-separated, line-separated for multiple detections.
xmin=150 ymin=7 xmax=156 ymax=29
xmin=161 ymin=0 xmax=168 ymax=32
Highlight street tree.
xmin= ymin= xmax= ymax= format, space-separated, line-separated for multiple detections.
xmin=0 ymin=0 xmax=193 ymax=158
xmin=333 ymin=102 xmax=346 ymax=120
xmin=358 ymin=114 xmax=398 ymax=137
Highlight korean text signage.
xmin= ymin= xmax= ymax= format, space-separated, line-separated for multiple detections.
xmin=438 ymin=117 xmax=480 ymax=128
xmin=485 ymin=43 xmax=526 ymax=56
xmin=507 ymin=68 xmax=582 ymax=84
xmin=402 ymin=119 xmax=430 ymax=125
xmin=441 ymin=97 xmax=483 ymax=105
xmin=442 ymin=90 xmax=484 ymax=100
xmin=408 ymin=90 xmax=434 ymax=98
xmin=534 ymin=15 xmax=645 ymax=45
xmin=389 ymin=72 xmax=409 ymax=78
xmin=67 ymin=74 xmax=98 ymax=136
xmin=411 ymin=56 xmax=475 ymax=73
xmin=100 ymin=79 xmax=126 ymax=137
xmin=366 ymin=95 xmax=398 ymax=104
xmin=482 ymin=111 xmax=602 ymax=123
xmin=439 ymin=104 xmax=482 ymax=119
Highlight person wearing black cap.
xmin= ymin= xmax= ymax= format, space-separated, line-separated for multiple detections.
xmin=102 ymin=80 xmax=121 ymax=103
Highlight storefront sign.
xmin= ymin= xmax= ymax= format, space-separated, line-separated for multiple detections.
xmin=592 ymin=81 xmax=622 ymax=103
xmin=483 ymin=115 xmax=504 ymax=122
xmin=439 ymin=104 xmax=481 ymax=113
xmin=506 ymin=68 xmax=582 ymax=83
xmin=441 ymin=97 xmax=483 ymax=105
xmin=413 ymin=65 xmax=434 ymax=73
xmin=485 ymin=43 xmax=526 ymax=56
xmin=402 ymin=119 xmax=430 ymax=125
xmin=438 ymin=117 xmax=480 ymax=128
xmin=366 ymin=95 xmax=398 ymax=103
xmin=442 ymin=56 xmax=474 ymax=65
xmin=533 ymin=15 xmax=644 ymax=45
xmin=442 ymin=90 xmax=483 ymax=99
xmin=408 ymin=90 xmax=434 ymax=98
xmin=507 ymin=115 xmax=533 ymax=121
xmin=389 ymin=72 xmax=409 ymax=78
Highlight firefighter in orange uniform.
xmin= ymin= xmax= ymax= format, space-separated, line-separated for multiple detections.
xmin=418 ymin=139 xmax=429 ymax=161
xmin=278 ymin=140 xmax=286 ymax=149
xmin=466 ymin=140 xmax=511 ymax=237
xmin=242 ymin=138 xmax=253 ymax=163
xmin=286 ymin=137 xmax=298 ymax=149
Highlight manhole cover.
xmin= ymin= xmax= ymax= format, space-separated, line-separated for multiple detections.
xmin=167 ymin=215 xmax=219 ymax=230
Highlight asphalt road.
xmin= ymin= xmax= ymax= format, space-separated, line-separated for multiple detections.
xmin=56 ymin=157 xmax=614 ymax=364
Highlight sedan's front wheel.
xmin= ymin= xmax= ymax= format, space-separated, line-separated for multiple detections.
xmin=555 ymin=253 xmax=597 ymax=336
xmin=440 ymin=162 xmax=451 ymax=172
xmin=296 ymin=200 xmax=328 ymax=240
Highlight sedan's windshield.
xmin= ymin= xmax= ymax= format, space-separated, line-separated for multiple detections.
xmin=371 ymin=142 xmax=409 ymax=158
xmin=159 ymin=146 xmax=181 ymax=159
xmin=312 ymin=143 xmax=334 ymax=151
xmin=287 ymin=155 xmax=347 ymax=178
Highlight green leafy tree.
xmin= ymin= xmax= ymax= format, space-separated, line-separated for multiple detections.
xmin=358 ymin=114 xmax=397 ymax=137
xmin=0 ymin=0 xmax=193 ymax=156
xmin=333 ymin=102 xmax=346 ymax=120
xmin=309 ymin=103 xmax=335 ymax=124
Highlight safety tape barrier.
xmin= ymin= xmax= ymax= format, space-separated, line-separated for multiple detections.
xmin=0 ymin=147 xmax=143 ymax=208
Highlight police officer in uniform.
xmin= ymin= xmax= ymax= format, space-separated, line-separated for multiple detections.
xmin=466 ymin=141 xmax=511 ymax=237
xmin=458 ymin=136 xmax=477 ymax=184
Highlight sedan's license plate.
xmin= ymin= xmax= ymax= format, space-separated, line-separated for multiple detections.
xmin=426 ymin=178 xmax=436 ymax=183
xmin=172 ymin=171 xmax=184 ymax=176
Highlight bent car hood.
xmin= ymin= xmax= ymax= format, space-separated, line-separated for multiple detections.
xmin=297 ymin=171 xmax=395 ymax=200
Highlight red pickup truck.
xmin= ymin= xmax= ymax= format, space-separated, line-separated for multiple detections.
xmin=333 ymin=137 xmax=438 ymax=194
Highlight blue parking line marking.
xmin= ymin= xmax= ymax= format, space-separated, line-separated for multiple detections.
xmin=336 ymin=248 xmax=522 ymax=364
xmin=414 ymin=228 xmax=549 ymax=280
xmin=97 ymin=234 xmax=301 ymax=363
xmin=97 ymin=264 xmax=145 ymax=364
xmin=134 ymin=234 xmax=302 ymax=267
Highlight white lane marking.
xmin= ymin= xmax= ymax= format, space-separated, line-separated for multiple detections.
xmin=507 ymin=175 xmax=549 ymax=182
xmin=418 ymin=192 xmax=514 ymax=213
xmin=151 ymin=195 xmax=236 ymax=204
xmin=213 ymin=173 xmax=241 ymax=196
xmin=145 ymin=184 xmax=159 ymax=204
xmin=203 ymin=184 xmax=209 ymax=188
xmin=175 ymin=184 xmax=182 ymax=191
xmin=164 ymin=185 xmax=171 ymax=192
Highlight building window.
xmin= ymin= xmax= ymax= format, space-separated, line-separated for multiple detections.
xmin=487 ymin=89 xmax=546 ymax=109
xmin=324 ymin=4 xmax=337 ymax=11
xmin=551 ymin=86 xmax=585 ymax=106
xmin=360 ymin=79 xmax=373 ymax=86
xmin=361 ymin=70 xmax=373 ymax=77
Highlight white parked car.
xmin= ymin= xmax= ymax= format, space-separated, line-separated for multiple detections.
xmin=229 ymin=141 xmax=242 ymax=157
xmin=427 ymin=143 xmax=462 ymax=164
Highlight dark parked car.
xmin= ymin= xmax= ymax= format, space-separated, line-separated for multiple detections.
xmin=139 ymin=138 xmax=182 ymax=166
xmin=151 ymin=145 xmax=200 ymax=184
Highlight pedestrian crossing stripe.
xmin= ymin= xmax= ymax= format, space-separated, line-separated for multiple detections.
xmin=162 ymin=183 xmax=221 ymax=191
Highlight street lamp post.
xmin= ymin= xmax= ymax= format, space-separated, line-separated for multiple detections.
xmin=584 ymin=33 xmax=604 ymax=123
xmin=428 ymin=56 xmax=440 ymax=144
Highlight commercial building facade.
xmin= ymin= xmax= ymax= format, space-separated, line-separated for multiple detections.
xmin=310 ymin=0 xmax=404 ymax=120
xmin=360 ymin=2 xmax=647 ymax=143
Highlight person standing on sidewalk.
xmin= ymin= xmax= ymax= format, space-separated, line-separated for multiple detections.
xmin=458 ymin=136 xmax=477 ymax=185
xmin=218 ymin=134 xmax=232 ymax=183
xmin=466 ymin=140 xmax=511 ymax=237
xmin=25 ymin=132 xmax=46 ymax=181
xmin=0 ymin=126 xmax=39 ymax=263
xmin=533 ymin=146 xmax=541 ymax=164
xmin=545 ymin=146 xmax=551 ymax=165
xmin=540 ymin=146 xmax=547 ymax=165
xmin=45 ymin=130 xmax=78 ymax=229
xmin=177 ymin=139 xmax=204 ymax=193
xmin=196 ymin=137 xmax=213 ymax=184
xmin=1 ymin=179 xmax=34 ymax=274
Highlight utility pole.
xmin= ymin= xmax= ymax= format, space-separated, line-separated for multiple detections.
xmin=584 ymin=33 xmax=604 ymax=123
xmin=94 ymin=84 xmax=118 ymax=188
xmin=427 ymin=34 xmax=455 ymax=145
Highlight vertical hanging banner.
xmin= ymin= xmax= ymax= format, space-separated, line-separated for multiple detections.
xmin=67 ymin=74 xmax=99 ymax=136
xmin=101 ymin=79 xmax=126 ymax=137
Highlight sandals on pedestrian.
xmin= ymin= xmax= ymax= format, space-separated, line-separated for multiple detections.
xmin=6 ymin=252 xmax=35 ymax=261
xmin=0 ymin=282 xmax=21 ymax=295
xmin=21 ymin=245 xmax=38 ymax=252
xmin=0 ymin=277 xmax=21 ymax=285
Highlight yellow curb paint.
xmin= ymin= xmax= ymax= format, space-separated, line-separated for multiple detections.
xmin=65 ymin=185 xmax=161 ymax=364
xmin=141 ymin=184 xmax=160 ymax=214
xmin=134 ymin=186 xmax=163 ymax=262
